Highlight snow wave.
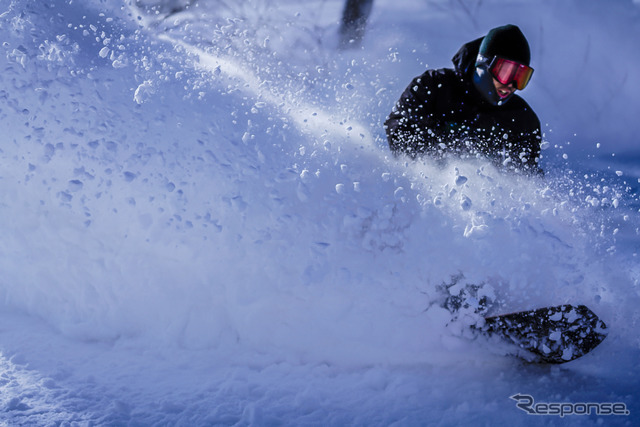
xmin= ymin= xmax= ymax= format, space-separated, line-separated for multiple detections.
xmin=0 ymin=0 xmax=637 ymax=370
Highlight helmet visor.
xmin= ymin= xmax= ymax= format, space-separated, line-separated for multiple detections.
xmin=489 ymin=57 xmax=534 ymax=90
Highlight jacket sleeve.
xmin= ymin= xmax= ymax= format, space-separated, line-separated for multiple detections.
xmin=519 ymin=130 xmax=543 ymax=175
xmin=384 ymin=71 xmax=445 ymax=158
xmin=507 ymin=110 xmax=543 ymax=175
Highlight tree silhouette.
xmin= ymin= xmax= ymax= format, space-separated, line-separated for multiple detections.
xmin=339 ymin=0 xmax=374 ymax=49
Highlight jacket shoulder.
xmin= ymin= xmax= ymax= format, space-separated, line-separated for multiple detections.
xmin=417 ymin=67 xmax=458 ymax=81
xmin=451 ymin=37 xmax=483 ymax=75
xmin=506 ymin=95 xmax=541 ymax=127
xmin=409 ymin=68 xmax=462 ymax=94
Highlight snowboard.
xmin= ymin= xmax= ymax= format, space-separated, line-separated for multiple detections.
xmin=479 ymin=304 xmax=608 ymax=364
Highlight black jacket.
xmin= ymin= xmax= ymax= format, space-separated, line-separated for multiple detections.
xmin=384 ymin=38 xmax=542 ymax=174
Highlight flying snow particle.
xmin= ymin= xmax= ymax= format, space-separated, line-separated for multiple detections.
xmin=549 ymin=331 xmax=562 ymax=341
xmin=464 ymin=224 xmax=489 ymax=239
xmin=300 ymin=169 xmax=312 ymax=184
xmin=123 ymin=171 xmax=137 ymax=182
xmin=460 ymin=195 xmax=472 ymax=211
xmin=455 ymin=175 xmax=468 ymax=186
xmin=133 ymin=80 xmax=154 ymax=104
xmin=68 ymin=180 xmax=83 ymax=192
xmin=241 ymin=132 xmax=253 ymax=144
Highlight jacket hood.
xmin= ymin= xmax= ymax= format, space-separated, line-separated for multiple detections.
xmin=451 ymin=37 xmax=483 ymax=77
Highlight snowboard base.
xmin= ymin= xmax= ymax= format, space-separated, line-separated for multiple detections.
xmin=480 ymin=304 xmax=608 ymax=364
xmin=437 ymin=279 xmax=608 ymax=364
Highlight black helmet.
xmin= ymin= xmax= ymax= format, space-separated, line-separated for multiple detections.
xmin=472 ymin=25 xmax=532 ymax=106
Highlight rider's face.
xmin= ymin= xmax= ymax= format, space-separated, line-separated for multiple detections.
xmin=493 ymin=78 xmax=516 ymax=99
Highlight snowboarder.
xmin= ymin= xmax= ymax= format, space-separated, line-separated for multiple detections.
xmin=384 ymin=24 xmax=542 ymax=174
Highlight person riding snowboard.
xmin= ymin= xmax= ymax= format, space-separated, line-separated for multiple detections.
xmin=384 ymin=24 xmax=542 ymax=174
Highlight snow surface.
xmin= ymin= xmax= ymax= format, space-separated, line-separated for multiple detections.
xmin=0 ymin=0 xmax=639 ymax=425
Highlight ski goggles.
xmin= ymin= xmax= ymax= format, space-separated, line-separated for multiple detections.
xmin=488 ymin=56 xmax=534 ymax=90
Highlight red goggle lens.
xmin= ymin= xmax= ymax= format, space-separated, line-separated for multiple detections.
xmin=489 ymin=57 xmax=534 ymax=90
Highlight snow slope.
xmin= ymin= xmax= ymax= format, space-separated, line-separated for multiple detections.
xmin=0 ymin=0 xmax=639 ymax=425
